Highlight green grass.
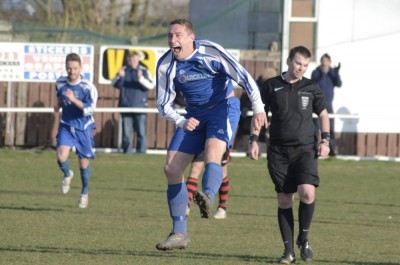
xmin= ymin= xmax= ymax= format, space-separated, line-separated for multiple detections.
xmin=0 ymin=149 xmax=399 ymax=265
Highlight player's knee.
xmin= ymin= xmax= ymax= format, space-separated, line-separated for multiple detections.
xmin=164 ymin=163 xmax=180 ymax=178
xmin=278 ymin=200 xmax=293 ymax=209
xmin=298 ymin=185 xmax=315 ymax=203
xmin=57 ymin=153 xmax=68 ymax=162
xmin=299 ymin=192 xmax=315 ymax=204
xmin=277 ymin=193 xmax=294 ymax=208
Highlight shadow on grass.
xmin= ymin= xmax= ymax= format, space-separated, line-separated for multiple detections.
xmin=315 ymin=258 xmax=399 ymax=265
xmin=0 ymin=245 xmax=276 ymax=263
xmin=228 ymin=211 xmax=274 ymax=218
xmin=343 ymin=201 xmax=400 ymax=208
xmin=0 ymin=189 xmax=55 ymax=196
xmin=94 ymin=187 xmax=165 ymax=193
xmin=315 ymin=218 xmax=400 ymax=226
xmin=1 ymin=246 xmax=398 ymax=264
xmin=0 ymin=206 xmax=63 ymax=212
xmin=230 ymin=194 xmax=276 ymax=200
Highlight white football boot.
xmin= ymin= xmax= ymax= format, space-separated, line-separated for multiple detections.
xmin=61 ymin=170 xmax=74 ymax=194
xmin=78 ymin=194 xmax=89 ymax=208
xmin=213 ymin=207 xmax=227 ymax=219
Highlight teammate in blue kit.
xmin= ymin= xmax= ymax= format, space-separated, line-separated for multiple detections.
xmin=54 ymin=53 xmax=98 ymax=209
xmin=155 ymin=19 xmax=267 ymax=251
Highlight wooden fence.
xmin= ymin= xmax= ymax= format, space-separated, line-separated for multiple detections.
xmin=0 ymin=50 xmax=399 ymax=157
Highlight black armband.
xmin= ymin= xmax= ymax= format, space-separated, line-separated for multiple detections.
xmin=321 ymin=132 xmax=330 ymax=142
xmin=248 ymin=134 xmax=259 ymax=144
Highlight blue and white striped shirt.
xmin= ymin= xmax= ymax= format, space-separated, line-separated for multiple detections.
xmin=55 ymin=75 xmax=98 ymax=130
xmin=156 ymin=39 xmax=264 ymax=128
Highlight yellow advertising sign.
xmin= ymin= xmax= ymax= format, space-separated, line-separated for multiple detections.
xmin=99 ymin=46 xmax=164 ymax=84
xmin=98 ymin=45 xmax=239 ymax=85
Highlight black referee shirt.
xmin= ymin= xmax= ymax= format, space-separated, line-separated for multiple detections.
xmin=260 ymin=73 xmax=327 ymax=146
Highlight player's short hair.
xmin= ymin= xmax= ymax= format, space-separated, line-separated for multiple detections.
xmin=288 ymin=46 xmax=312 ymax=60
xmin=66 ymin=53 xmax=81 ymax=65
xmin=170 ymin=19 xmax=194 ymax=34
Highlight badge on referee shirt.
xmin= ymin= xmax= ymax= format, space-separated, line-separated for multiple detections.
xmin=301 ymin=96 xmax=309 ymax=109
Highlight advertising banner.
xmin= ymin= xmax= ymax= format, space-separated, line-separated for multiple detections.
xmin=0 ymin=43 xmax=94 ymax=82
xmin=0 ymin=43 xmax=24 ymax=81
xmin=98 ymin=45 xmax=240 ymax=84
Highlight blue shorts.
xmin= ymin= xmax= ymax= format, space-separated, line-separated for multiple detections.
xmin=56 ymin=124 xmax=96 ymax=159
xmin=168 ymin=97 xmax=240 ymax=156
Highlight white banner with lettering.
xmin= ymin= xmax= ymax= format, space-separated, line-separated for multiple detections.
xmin=0 ymin=43 xmax=94 ymax=82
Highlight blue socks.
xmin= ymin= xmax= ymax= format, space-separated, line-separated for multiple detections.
xmin=80 ymin=166 xmax=91 ymax=195
xmin=57 ymin=160 xmax=71 ymax=177
xmin=58 ymin=160 xmax=91 ymax=195
xmin=202 ymin=162 xmax=223 ymax=203
xmin=167 ymin=183 xmax=187 ymax=235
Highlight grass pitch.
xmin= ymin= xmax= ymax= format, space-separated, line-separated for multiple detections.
xmin=0 ymin=149 xmax=399 ymax=265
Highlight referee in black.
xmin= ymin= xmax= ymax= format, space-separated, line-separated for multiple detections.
xmin=249 ymin=46 xmax=330 ymax=264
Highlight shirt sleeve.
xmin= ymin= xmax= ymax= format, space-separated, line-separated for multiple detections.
xmin=82 ymin=80 xmax=98 ymax=116
xmin=312 ymin=83 xmax=327 ymax=115
xmin=203 ymin=41 xmax=265 ymax=114
xmin=260 ymin=80 xmax=271 ymax=113
xmin=156 ymin=52 xmax=186 ymax=128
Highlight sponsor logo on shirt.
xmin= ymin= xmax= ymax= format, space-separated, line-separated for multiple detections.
xmin=217 ymin=129 xmax=224 ymax=134
xmin=177 ymin=73 xmax=212 ymax=83
xmin=274 ymin=87 xmax=284 ymax=91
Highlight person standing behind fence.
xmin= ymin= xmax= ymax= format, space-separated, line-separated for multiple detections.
xmin=54 ymin=52 xmax=98 ymax=209
xmin=311 ymin=53 xmax=342 ymax=156
xmin=112 ymin=51 xmax=154 ymax=154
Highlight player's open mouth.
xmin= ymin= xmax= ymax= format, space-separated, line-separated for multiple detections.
xmin=171 ymin=46 xmax=182 ymax=53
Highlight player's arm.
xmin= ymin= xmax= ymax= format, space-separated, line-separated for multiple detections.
xmin=156 ymin=54 xmax=188 ymax=129
xmin=248 ymin=81 xmax=270 ymax=160
xmin=213 ymin=44 xmax=267 ymax=131
xmin=54 ymin=97 xmax=62 ymax=112
xmin=318 ymin=109 xmax=330 ymax=157
xmin=54 ymin=81 xmax=63 ymax=112
xmin=64 ymin=89 xmax=83 ymax=110
xmin=81 ymin=82 xmax=98 ymax=116
xmin=248 ymin=110 xmax=269 ymax=160
xmin=312 ymin=83 xmax=330 ymax=156
xmin=66 ymin=82 xmax=97 ymax=116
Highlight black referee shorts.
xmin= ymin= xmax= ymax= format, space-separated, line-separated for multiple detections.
xmin=267 ymin=144 xmax=320 ymax=193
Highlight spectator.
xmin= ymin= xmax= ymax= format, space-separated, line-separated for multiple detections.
xmin=311 ymin=53 xmax=342 ymax=156
xmin=112 ymin=51 xmax=154 ymax=154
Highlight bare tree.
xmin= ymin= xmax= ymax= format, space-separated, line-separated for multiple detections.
xmin=1 ymin=0 xmax=189 ymax=44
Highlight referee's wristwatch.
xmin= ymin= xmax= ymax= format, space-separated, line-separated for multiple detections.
xmin=248 ymin=134 xmax=259 ymax=144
